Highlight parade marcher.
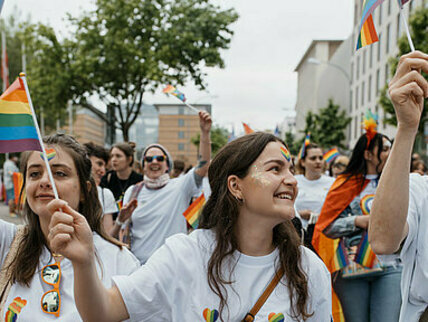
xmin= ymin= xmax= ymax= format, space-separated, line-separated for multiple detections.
xmin=411 ymin=159 xmax=426 ymax=176
xmin=114 ymin=111 xmax=212 ymax=263
xmin=170 ymin=160 xmax=185 ymax=178
xmin=3 ymin=154 xmax=19 ymax=217
xmin=0 ymin=134 xmax=139 ymax=320
xmin=313 ymin=125 xmax=402 ymax=322
xmin=369 ymin=51 xmax=428 ymax=322
xmin=48 ymin=132 xmax=332 ymax=321
xmin=84 ymin=142 xmax=119 ymax=233
xmin=100 ymin=142 xmax=143 ymax=219
xmin=295 ymin=143 xmax=334 ymax=251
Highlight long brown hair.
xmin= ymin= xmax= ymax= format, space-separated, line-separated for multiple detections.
xmin=199 ymin=132 xmax=312 ymax=321
xmin=7 ymin=133 xmax=123 ymax=286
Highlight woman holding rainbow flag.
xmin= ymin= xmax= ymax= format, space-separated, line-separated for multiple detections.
xmin=313 ymin=114 xmax=402 ymax=321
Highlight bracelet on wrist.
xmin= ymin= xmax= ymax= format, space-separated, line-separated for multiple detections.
xmin=115 ymin=218 xmax=125 ymax=226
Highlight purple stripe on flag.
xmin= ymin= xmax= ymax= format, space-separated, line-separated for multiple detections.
xmin=359 ymin=0 xmax=385 ymax=30
xmin=0 ymin=138 xmax=42 ymax=153
xmin=399 ymin=0 xmax=410 ymax=7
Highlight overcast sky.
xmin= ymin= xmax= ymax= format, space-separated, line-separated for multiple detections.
xmin=3 ymin=0 xmax=354 ymax=134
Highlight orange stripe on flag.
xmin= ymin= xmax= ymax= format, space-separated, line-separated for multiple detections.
xmin=0 ymin=78 xmax=28 ymax=103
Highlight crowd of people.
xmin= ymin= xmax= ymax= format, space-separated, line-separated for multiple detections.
xmin=0 ymin=52 xmax=426 ymax=321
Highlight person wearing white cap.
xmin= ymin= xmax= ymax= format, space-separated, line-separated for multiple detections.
xmin=116 ymin=110 xmax=212 ymax=264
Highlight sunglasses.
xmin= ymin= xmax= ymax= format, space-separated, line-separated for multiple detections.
xmin=41 ymin=262 xmax=61 ymax=317
xmin=333 ymin=162 xmax=347 ymax=168
xmin=144 ymin=155 xmax=166 ymax=163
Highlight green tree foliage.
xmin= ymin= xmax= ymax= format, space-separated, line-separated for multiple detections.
xmin=284 ymin=131 xmax=300 ymax=156
xmin=302 ymin=99 xmax=351 ymax=149
xmin=191 ymin=125 xmax=228 ymax=156
xmin=25 ymin=0 xmax=238 ymax=141
xmin=379 ymin=6 xmax=428 ymax=152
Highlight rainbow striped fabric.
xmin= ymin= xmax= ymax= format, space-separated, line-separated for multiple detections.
xmin=163 ymin=85 xmax=186 ymax=102
xmin=299 ymin=133 xmax=311 ymax=159
xmin=356 ymin=14 xmax=379 ymax=50
xmin=242 ymin=122 xmax=254 ymax=134
xmin=323 ymin=148 xmax=340 ymax=165
xmin=268 ymin=312 xmax=285 ymax=322
xmin=5 ymin=297 xmax=27 ymax=321
xmin=359 ymin=0 xmax=385 ymax=31
xmin=333 ymin=239 xmax=350 ymax=271
xmin=355 ymin=232 xmax=377 ymax=268
xmin=0 ymin=77 xmax=41 ymax=153
xmin=360 ymin=194 xmax=374 ymax=215
xmin=202 ymin=308 xmax=219 ymax=322
xmin=280 ymin=146 xmax=291 ymax=162
xmin=183 ymin=193 xmax=206 ymax=229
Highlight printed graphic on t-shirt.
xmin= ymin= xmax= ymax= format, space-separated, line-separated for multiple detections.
xmin=116 ymin=194 xmax=124 ymax=211
xmin=202 ymin=308 xmax=219 ymax=321
xmin=268 ymin=312 xmax=285 ymax=322
xmin=4 ymin=297 xmax=27 ymax=321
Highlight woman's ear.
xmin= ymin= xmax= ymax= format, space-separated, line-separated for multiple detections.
xmin=227 ymin=175 xmax=243 ymax=201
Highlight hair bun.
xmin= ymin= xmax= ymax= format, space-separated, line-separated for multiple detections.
xmin=128 ymin=142 xmax=136 ymax=150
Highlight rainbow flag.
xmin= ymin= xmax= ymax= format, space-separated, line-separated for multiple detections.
xmin=354 ymin=232 xmax=377 ymax=268
xmin=398 ymin=0 xmax=411 ymax=8
xmin=183 ymin=193 xmax=205 ymax=229
xmin=299 ymin=133 xmax=310 ymax=159
xmin=358 ymin=0 xmax=385 ymax=32
xmin=280 ymin=146 xmax=291 ymax=162
xmin=323 ymin=148 xmax=340 ymax=165
xmin=0 ymin=77 xmax=42 ymax=153
xmin=332 ymin=239 xmax=350 ymax=271
xmin=242 ymin=122 xmax=254 ymax=134
xmin=163 ymin=85 xmax=186 ymax=102
xmin=356 ymin=14 xmax=379 ymax=50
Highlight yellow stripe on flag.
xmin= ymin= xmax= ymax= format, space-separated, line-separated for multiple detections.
xmin=0 ymin=100 xmax=32 ymax=115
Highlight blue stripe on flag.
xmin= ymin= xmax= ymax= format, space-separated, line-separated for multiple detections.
xmin=0 ymin=126 xmax=39 ymax=141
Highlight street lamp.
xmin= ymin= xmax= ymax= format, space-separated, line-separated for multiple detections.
xmin=307 ymin=57 xmax=351 ymax=83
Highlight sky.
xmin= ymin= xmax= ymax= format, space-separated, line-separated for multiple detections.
xmin=2 ymin=0 xmax=354 ymax=134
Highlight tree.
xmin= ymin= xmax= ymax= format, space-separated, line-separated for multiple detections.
xmin=26 ymin=0 xmax=238 ymax=141
xmin=379 ymin=6 xmax=428 ymax=152
xmin=191 ymin=125 xmax=228 ymax=156
xmin=284 ymin=131 xmax=300 ymax=156
xmin=301 ymin=99 xmax=351 ymax=149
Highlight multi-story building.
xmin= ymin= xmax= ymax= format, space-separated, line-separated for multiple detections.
xmin=155 ymin=104 xmax=211 ymax=166
xmin=72 ymin=108 xmax=105 ymax=146
xmin=295 ymin=0 xmax=427 ymax=148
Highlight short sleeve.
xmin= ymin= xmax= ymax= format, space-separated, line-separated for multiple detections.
xmin=176 ymin=169 xmax=201 ymax=201
xmin=401 ymin=174 xmax=425 ymax=256
xmin=103 ymin=188 xmax=118 ymax=214
xmin=0 ymin=220 xmax=17 ymax=268
xmin=112 ymin=234 xmax=192 ymax=321
xmin=122 ymin=185 xmax=134 ymax=206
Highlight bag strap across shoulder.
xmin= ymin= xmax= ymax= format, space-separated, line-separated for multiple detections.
xmin=242 ymin=267 xmax=285 ymax=322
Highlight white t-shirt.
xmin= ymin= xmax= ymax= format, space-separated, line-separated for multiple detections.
xmin=97 ymin=186 xmax=118 ymax=216
xmin=3 ymin=160 xmax=18 ymax=190
xmin=123 ymin=169 xmax=201 ymax=264
xmin=0 ymin=220 xmax=140 ymax=321
xmin=113 ymin=229 xmax=332 ymax=321
xmin=398 ymin=174 xmax=428 ymax=321
xmin=295 ymin=174 xmax=335 ymax=228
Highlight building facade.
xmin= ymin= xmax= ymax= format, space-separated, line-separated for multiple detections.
xmin=72 ymin=108 xmax=105 ymax=146
xmin=155 ymin=104 xmax=211 ymax=166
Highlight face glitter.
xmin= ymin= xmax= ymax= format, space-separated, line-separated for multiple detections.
xmin=251 ymin=164 xmax=272 ymax=187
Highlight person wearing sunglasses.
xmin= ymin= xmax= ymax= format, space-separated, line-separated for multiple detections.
xmin=110 ymin=110 xmax=212 ymax=264
xmin=0 ymin=134 xmax=139 ymax=320
xmin=328 ymin=155 xmax=350 ymax=178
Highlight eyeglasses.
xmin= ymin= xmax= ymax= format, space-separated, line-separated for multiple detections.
xmin=144 ymin=155 xmax=166 ymax=163
xmin=333 ymin=162 xmax=347 ymax=168
xmin=41 ymin=262 xmax=61 ymax=317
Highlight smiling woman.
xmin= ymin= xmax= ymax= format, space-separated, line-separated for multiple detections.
xmin=47 ymin=132 xmax=332 ymax=322
xmin=0 ymin=134 xmax=139 ymax=320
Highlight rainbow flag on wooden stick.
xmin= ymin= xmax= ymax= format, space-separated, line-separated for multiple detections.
xmin=0 ymin=77 xmax=42 ymax=153
xmin=163 ymin=85 xmax=186 ymax=102
xmin=332 ymin=239 xmax=350 ymax=271
xmin=183 ymin=193 xmax=206 ymax=229
xmin=356 ymin=14 xmax=379 ymax=50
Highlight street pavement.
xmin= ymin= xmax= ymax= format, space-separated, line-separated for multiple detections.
xmin=0 ymin=202 xmax=24 ymax=225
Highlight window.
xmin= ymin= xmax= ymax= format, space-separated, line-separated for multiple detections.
xmin=178 ymin=107 xmax=184 ymax=115
xmin=377 ymin=34 xmax=382 ymax=62
xmin=363 ymin=50 xmax=366 ymax=74
xmin=178 ymin=131 xmax=185 ymax=139
xmin=178 ymin=143 xmax=185 ymax=151
xmin=376 ymin=69 xmax=380 ymax=95
xmin=361 ymin=113 xmax=364 ymax=135
xmin=354 ymin=116 xmax=358 ymax=139
xmin=350 ymin=90 xmax=353 ymax=112
xmin=369 ymin=45 xmax=373 ymax=68
xmin=388 ymin=0 xmax=391 ymax=15
xmin=178 ymin=119 xmax=184 ymax=127
xmin=361 ymin=81 xmax=365 ymax=106
xmin=351 ymin=62 xmax=354 ymax=83
xmin=355 ymin=86 xmax=359 ymax=109
xmin=385 ymin=63 xmax=389 ymax=84
xmin=368 ymin=75 xmax=372 ymax=102
xmin=386 ymin=23 xmax=391 ymax=54
xmin=378 ymin=3 xmax=383 ymax=25
xmin=357 ymin=56 xmax=360 ymax=80
xmin=396 ymin=14 xmax=402 ymax=42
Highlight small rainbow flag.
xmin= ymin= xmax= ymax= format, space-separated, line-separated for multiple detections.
xmin=356 ymin=14 xmax=379 ymax=50
xmin=183 ymin=193 xmax=205 ymax=229
xmin=398 ymin=0 xmax=411 ymax=8
xmin=280 ymin=146 xmax=291 ymax=162
xmin=5 ymin=297 xmax=27 ymax=321
xmin=242 ymin=122 xmax=254 ymax=134
xmin=360 ymin=194 xmax=374 ymax=215
xmin=299 ymin=133 xmax=310 ymax=159
xmin=323 ymin=148 xmax=340 ymax=165
xmin=0 ymin=77 xmax=42 ymax=153
xmin=354 ymin=232 xmax=377 ymax=268
xmin=163 ymin=85 xmax=186 ymax=102
xmin=332 ymin=239 xmax=350 ymax=271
